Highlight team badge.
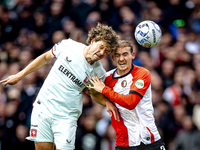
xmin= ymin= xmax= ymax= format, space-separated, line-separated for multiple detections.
xmin=135 ymin=79 xmax=144 ymax=89
xmin=121 ymin=80 xmax=127 ymax=87
xmin=83 ymin=77 xmax=89 ymax=84
xmin=30 ymin=129 xmax=37 ymax=138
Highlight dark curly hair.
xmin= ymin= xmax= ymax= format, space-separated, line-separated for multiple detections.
xmin=86 ymin=23 xmax=119 ymax=53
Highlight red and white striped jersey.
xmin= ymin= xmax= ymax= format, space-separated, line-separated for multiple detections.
xmin=102 ymin=64 xmax=161 ymax=147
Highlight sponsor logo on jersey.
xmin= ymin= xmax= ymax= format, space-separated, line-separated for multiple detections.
xmin=58 ymin=65 xmax=85 ymax=88
xmin=146 ymin=137 xmax=150 ymax=140
xmin=66 ymin=139 xmax=72 ymax=143
xmin=135 ymin=79 xmax=144 ymax=89
xmin=30 ymin=129 xmax=37 ymax=138
xmin=31 ymin=124 xmax=38 ymax=127
xmin=65 ymin=56 xmax=72 ymax=62
xmin=121 ymin=80 xmax=127 ymax=87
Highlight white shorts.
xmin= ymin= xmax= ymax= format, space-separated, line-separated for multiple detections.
xmin=26 ymin=107 xmax=77 ymax=150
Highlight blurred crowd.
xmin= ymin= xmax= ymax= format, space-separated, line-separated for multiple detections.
xmin=0 ymin=0 xmax=200 ymax=150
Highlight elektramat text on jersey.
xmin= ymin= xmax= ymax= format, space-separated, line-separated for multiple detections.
xmin=58 ymin=65 xmax=85 ymax=88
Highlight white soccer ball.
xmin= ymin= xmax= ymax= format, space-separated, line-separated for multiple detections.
xmin=134 ymin=20 xmax=162 ymax=48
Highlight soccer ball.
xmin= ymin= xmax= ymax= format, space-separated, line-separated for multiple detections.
xmin=134 ymin=20 xmax=162 ymax=48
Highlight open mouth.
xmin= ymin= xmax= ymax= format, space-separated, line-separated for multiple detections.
xmin=95 ymin=54 xmax=101 ymax=59
xmin=119 ymin=62 xmax=126 ymax=66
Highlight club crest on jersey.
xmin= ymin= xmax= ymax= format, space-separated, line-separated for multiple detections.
xmin=121 ymin=80 xmax=127 ymax=87
xmin=83 ymin=77 xmax=89 ymax=84
xmin=30 ymin=129 xmax=37 ymax=138
xmin=135 ymin=79 xmax=144 ymax=89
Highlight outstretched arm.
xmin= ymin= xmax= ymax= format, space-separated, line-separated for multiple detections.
xmin=0 ymin=50 xmax=53 ymax=86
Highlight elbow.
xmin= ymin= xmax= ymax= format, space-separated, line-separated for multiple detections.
xmin=126 ymin=104 xmax=136 ymax=110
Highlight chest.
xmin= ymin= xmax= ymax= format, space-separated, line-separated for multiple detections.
xmin=54 ymin=52 xmax=94 ymax=90
xmin=106 ymin=74 xmax=134 ymax=95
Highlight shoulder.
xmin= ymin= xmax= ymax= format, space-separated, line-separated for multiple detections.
xmin=132 ymin=65 xmax=150 ymax=77
xmin=93 ymin=61 xmax=106 ymax=73
xmin=60 ymin=39 xmax=85 ymax=46
xmin=105 ymin=68 xmax=115 ymax=77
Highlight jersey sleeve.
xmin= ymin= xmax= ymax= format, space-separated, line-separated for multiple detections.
xmin=102 ymin=86 xmax=142 ymax=110
xmin=129 ymin=70 xmax=151 ymax=98
xmin=102 ymin=68 xmax=151 ymax=110
xmin=51 ymin=40 xmax=67 ymax=58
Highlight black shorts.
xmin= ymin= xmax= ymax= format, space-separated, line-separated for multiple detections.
xmin=116 ymin=139 xmax=166 ymax=150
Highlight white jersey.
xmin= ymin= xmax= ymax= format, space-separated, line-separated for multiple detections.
xmin=33 ymin=39 xmax=106 ymax=123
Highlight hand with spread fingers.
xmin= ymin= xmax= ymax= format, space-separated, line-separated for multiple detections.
xmin=87 ymin=73 xmax=106 ymax=93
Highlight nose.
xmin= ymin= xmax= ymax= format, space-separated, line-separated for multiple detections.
xmin=119 ymin=55 xmax=124 ymax=61
xmin=99 ymin=49 xmax=105 ymax=56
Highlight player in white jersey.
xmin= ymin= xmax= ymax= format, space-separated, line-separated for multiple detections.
xmin=88 ymin=40 xmax=166 ymax=150
xmin=0 ymin=23 xmax=120 ymax=150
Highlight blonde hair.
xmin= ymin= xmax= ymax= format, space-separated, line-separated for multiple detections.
xmin=117 ymin=40 xmax=134 ymax=53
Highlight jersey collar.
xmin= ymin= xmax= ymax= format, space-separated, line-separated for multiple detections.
xmin=112 ymin=64 xmax=134 ymax=79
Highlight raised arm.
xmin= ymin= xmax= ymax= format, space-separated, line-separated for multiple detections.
xmin=0 ymin=49 xmax=53 ymax=86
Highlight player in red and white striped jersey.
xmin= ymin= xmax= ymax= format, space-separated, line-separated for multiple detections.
xmin=89 ymin=40 xmax=166 ymax=150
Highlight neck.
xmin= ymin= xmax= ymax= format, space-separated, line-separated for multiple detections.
xmin=83 ymin=46 xmax=94 ymax=65
xmin=116 ymin=64 xmax=133 ymax=76
xmin=116 ymin=69 xmax=128 ymax=76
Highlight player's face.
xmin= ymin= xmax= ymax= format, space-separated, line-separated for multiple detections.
xmin=113 ymin=46 xmax=135 ymax=75
xmin=89 ymin=40 xmax=111 ymax=62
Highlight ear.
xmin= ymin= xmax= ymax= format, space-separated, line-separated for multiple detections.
xmin=91 ymin=38 xmax=95 ymax=44
xmin=111 ymin=54 xmax=114 ymax=61
xmin=132 ymin=52 xmax=136 ymax=60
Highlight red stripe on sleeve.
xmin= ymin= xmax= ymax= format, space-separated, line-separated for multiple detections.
xmin=51 ymin=48 xmax=56 ymax=58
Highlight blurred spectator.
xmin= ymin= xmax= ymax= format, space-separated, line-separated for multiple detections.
xmin=85 ymin=11 xmax=102 ymax=32
xmin=32 ymin=7 xmax=47 ymax=35
xmin=0 ymin=62 xmax=8 ymax=80
xmin=163 ymin=69 xmax=184 ymax=106
xmin=174 ymin=115 xmax=200 ymax=150
xmin=45 ymin=1 xmax=65 ymax=47
xmin=18 ymin=6 xmax=34 ymax=31
xmin=18 ymin=49 xmax=34 ymax=69
xmin=185 ymin=30 xmax=200 ymax=54
xmin=160 ymin=59 xmax=175 ymax=89
xmin=14 ymin=124 xmax=35 ymax=150
xmin=67 ymin=0 xmax=98 ymax=29
xmin=192 ymin=90 xmax=200 ymax=131
xmin=76 ymin=108 xmax=101 ymax=150
xmin=0 ymin=0 xmax=200 ymax=149
xmin=100 ymin=124 xmax=116 ymax=150
xmin=51 ymin=30 xmax=66 ymax=44
xmin=0 ymin=6 xmax=20 ymax=43
xmin=154 ymin=100 xmax=175 ymax=149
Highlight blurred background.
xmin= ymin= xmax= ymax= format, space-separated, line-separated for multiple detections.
xmin=0 ymin=0 xmax=200 ymax=150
